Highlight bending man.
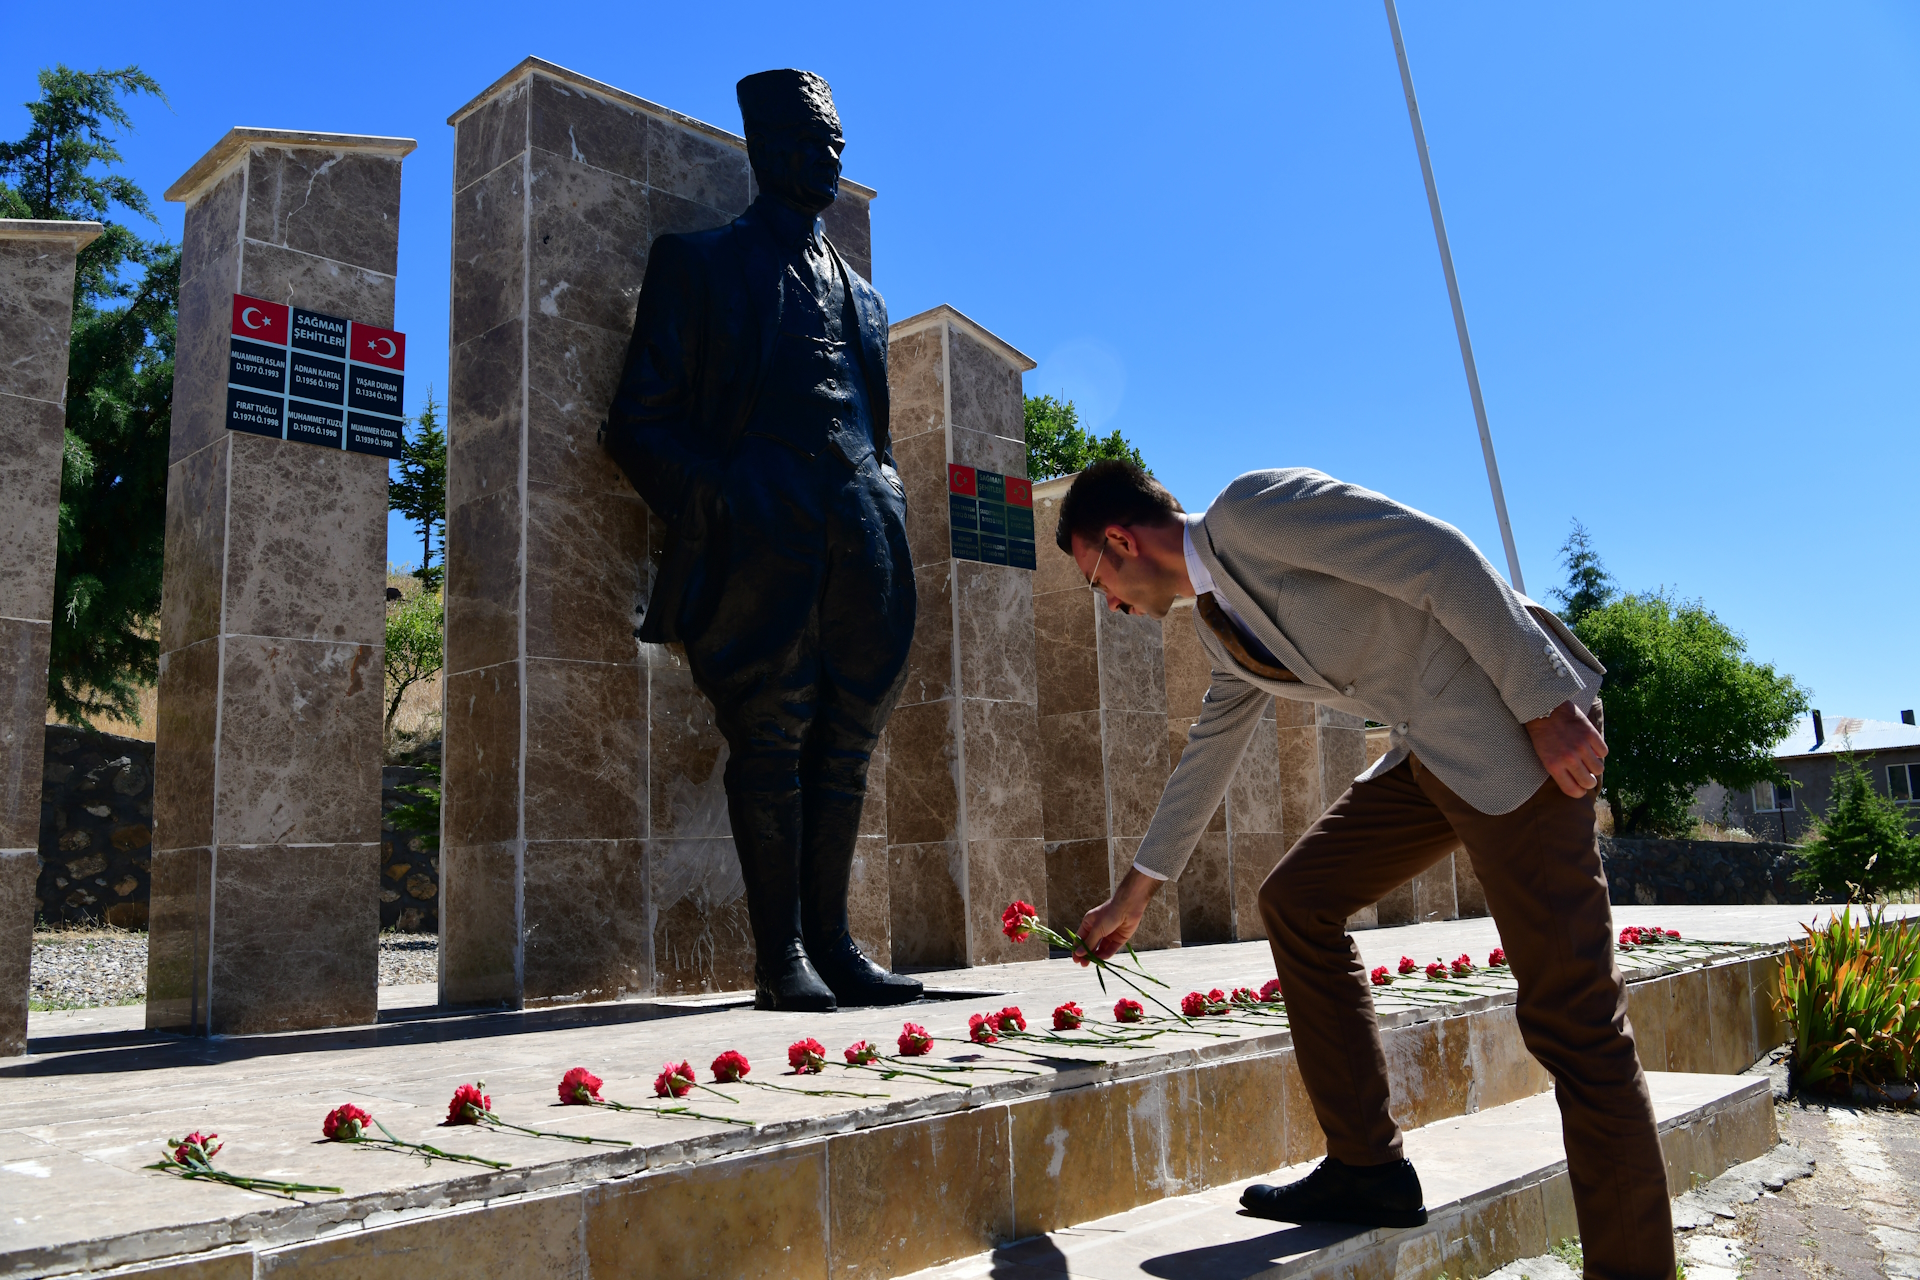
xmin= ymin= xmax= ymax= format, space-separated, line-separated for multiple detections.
xmin=1062 ymin=461 xmax=1671 ymax=1280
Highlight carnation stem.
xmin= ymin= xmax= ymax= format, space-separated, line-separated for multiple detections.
xmin=742 ymin=1079 xmax=890 ymax=1100
xmin=590 ymin=1098 xmax=754 ymax=1126
xmin=148 ymin=1163 xmax=342 ymax=1199
xmin=478 ymin=1111 xmax=631 ymax=1146
xmin=644 ymin=1105 xmax=756 ymax=1127
xmin=367 ymin=1118 xmax=513 ymax=1169
xmin=882 ymin=1056 xmax=1041 ymax=1076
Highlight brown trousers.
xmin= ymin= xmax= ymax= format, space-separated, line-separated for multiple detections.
xmin=1257 ymin=713 xmax=1675 ymax=1280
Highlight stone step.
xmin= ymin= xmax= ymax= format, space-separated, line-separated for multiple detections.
xmin=902 ymin=1071 xmax=1775 ymax=1280
xmin=5 ymin=930 xmax=1785 ymax=1278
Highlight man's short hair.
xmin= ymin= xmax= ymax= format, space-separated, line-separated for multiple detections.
xmin=1054 ymin=460 xmax=1184 ymax=555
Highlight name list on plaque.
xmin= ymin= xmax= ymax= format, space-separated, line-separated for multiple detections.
xmin=947 ymin=465 xmax=1036 ymax=569
xmin=226 ymin=294 xmax=407 ymax=458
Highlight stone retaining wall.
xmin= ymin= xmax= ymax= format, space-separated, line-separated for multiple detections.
xmin=380 ymin=764 xmax=439 ymax=932
xmin=35 ymin=726 xmax=153 ymax=928
xmin=1602 ymin=835 xmax=1809 ymax=906
xmin=37 ymin=725 xmax=442 ymax=933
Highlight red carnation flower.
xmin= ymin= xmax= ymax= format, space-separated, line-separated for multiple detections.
xmin=1664 ymin=928 xmax=1681 ymax=940
xmin=1618 ymin=925 xmax=1641 ymax=947
xmin=1053 ymin=1001 xmax=1085 ymax=1030
xmin=711 ymin=1050 xmax=751 ymax=1083
xmin=559 ymin=1066 xmax=603 ymax=1106
xmin=1260 ymin=978 xmax=1284 ymax=1003
xmin=653 ymin=1061 xmax=696 ymax=1099
xmin=173 ymin=1131 xmax=222 ymax=1164
xmin=1398 ymin=955 xmax=1417 ymax=975
xmin=447 ymin=1083 xmax=490 ymax=1125
xmin=995 ymin=1005 xmax=1027 ymax=1033
xmin=1425 ymin=961 xmax=1446 ymax=980
xmin=1114 ymin=998 xmax=1145 ymax=1023
xmin=1230 ymin=986 xmax=1260 ymax=1006
xmin=322 ymin=1103 xmax=372 ymax=1141
xmin=788 ymin=1038 xmax=827 ymax=1074
xmin=897 ymin=1023 xmax=934 ymax=1056
xmin=1451 ymin=954 xmax=1473 ymax=977
xmin=1488 ymin=947 xmax=1507 ymax=968
xmin=968 ymin=1012 xmax=999 ymax=1044
xmin=1370 ymin=966 xmax=1391 ymax=986
xmin=1002 ymin=900 xmax=1038 ymax=942
xmin=1206 ymin=987 xmax=1227 ymax=1005
xmin=845 ymin=1040 xmax=880 ymax=1065
xmin=1181 ymin=991 xmax=1209 ymax=1017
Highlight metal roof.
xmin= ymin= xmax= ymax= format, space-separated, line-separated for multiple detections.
xmin=1775 ymin=713 xmax=1920 ymax=759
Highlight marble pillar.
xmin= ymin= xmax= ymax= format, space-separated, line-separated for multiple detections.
xmin=1160 ymin=604 xmax=1286 ymax=945
xmin=884 ymin=306 xmax=1048 ymax=968
xmin=0 ymin=219 xmax=102 ymax=1056
xmin=149 ymin=130 xmax=412 ymax=1035
xmin=440 ymin=59 xmax=884 ymax=1005
xmin=1029 ymin=477 xmax=1179 ymax=950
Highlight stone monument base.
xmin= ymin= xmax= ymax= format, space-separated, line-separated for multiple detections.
xmin=4 ymin=905 xmax=1831 ymax=1278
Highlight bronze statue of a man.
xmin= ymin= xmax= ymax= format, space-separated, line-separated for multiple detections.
xmin=603 ymin=70 xmax=920 ymax=1011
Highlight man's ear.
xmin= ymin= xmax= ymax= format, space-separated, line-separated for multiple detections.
xmin=1103 ymin=525 xmax=1141 ymax=559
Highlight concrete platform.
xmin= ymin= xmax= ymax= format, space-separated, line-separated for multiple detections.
xmin=904 ymin=1071 xmax=1777 ymax=1280
xmin=1 ymin=905 xmax=1889 ymax=1277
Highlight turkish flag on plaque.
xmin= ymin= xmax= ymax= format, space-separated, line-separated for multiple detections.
xmin=349 ymin=320 xmax=406 ymax=371
xmin=948 ymin=464 xmax=977 ymax=497
xmin=230 ymin=294 xmax=289 ymax=345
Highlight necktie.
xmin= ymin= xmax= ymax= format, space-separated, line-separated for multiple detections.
xmin=1195 ymin=592 xmax=1298 ymax=682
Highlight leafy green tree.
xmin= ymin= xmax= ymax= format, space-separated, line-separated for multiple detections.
xmin=383 ymin=586 xmax=444 ymax=738
xmin=1551 ymin=520 xmax=1615 ymax=624
xmin=1025 ymin=393 xmax=1148 ymax=481
xmin=388 ymin=389 xmax=446 ymax=589
xmin=1574 ymin=592 xmax=1808 ymax=836
xmin=1 ymin=66 xmax=172 ymax=725
xmin=1794 ymin=754 xmax=1920 ymax=901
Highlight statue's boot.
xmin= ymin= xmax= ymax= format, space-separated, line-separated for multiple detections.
xmin=727 ymin=769 xmax=837 ymax=1012
xmin=801 ymin=779 xmax=923 ymax=1007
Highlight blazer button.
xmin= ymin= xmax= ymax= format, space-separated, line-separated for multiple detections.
xmin=1396 ymin=722 xmax=1409 ymax=734
xmin=1343 ymin=684 xmax=1355 ymax=697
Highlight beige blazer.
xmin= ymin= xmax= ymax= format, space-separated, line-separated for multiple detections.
xmin=1134 ymin=469 xmax=1604 ymax=881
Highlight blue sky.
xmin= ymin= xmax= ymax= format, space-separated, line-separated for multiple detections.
xmin=8 ymin=2 xmax=1917 ymax=721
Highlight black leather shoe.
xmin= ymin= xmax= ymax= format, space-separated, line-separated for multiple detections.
xmin=753 ymin=940 xmax=837 ymax=1012
xmin=808 ymin=929 xmax=924 ymax=1006
xmin=1240 ymin=1157 xmax=1428 ymax=1229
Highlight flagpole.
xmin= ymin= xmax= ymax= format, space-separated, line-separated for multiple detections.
xmin=1383 ymin=0 xmax=1526 ymax=594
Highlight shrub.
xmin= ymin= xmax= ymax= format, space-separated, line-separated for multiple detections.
xmin=1794 ymin=753 xmax=1920 ymax=901
xmin=1776 ymin=907 xmax=1920 ymax=1094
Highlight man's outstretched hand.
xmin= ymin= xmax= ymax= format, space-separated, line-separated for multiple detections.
xmin=1075 ymin=868 xmax=1160 ymax=965
xmin=1526 ymin=699 xmax=1607 ymax=798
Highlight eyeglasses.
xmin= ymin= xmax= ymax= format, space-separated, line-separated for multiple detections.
xmin=1084 ymin=542 xmax=1106 ymax=593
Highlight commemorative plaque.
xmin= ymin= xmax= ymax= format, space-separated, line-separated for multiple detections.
xmin=226 ymin=294 xmax=407 ymax=458
xmin=947 ymin=464 xmax=1036 ymax=570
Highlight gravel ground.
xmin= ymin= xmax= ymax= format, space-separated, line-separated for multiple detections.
xmin=29 ymin=930 xmax=440 ymax=1008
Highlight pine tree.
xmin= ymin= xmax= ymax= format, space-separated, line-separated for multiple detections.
xmin=389 ymin=390 xmax=446 ymax=590
xmin=1 ymin=66 xmax=172 ymax=725
xmin=1551 ymin=520 xmax=1616 ymax=623
xmin=1794 ymin=754 xmax=1920 ymax=901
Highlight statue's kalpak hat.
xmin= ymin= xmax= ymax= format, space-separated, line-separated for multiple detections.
xmin=736 ymin=69 xmax=841 ymax=136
